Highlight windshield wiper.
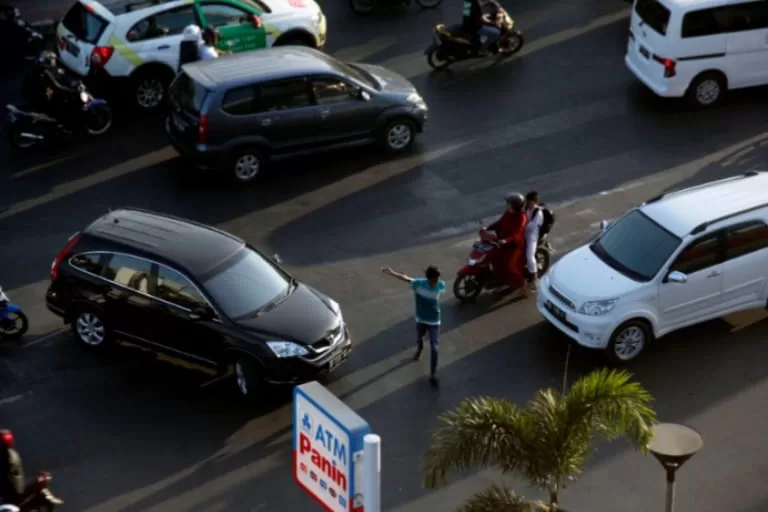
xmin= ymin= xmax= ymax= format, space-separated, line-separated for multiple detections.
xmin=245 ymin=281 xmax=296 ymax=318
xmin=590 ymin=242 xmax=647 ymax=282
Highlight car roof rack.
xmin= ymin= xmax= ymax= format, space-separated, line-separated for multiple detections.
xmin=691 ymin=199 xmax=768 ymax=235
xmin=643 ymin=171 xmax=762 ymax=205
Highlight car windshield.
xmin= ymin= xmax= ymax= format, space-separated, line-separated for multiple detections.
xmin=203 ymin=248 xmax=291 ymax=319
xmin=339 ymin=62 xmax=381 ymax=90
xmin=590 ymin=210 xmax=681 ymax=282
xmin=635 ymin=0 xmax=671 ymax=35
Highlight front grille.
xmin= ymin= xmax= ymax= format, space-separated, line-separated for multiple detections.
xmin=549 ymin=286 xmax=575 ymax=310
xmin=310 ymin=323 xmax=343 ymax=352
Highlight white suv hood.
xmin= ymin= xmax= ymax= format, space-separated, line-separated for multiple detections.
xmin=548 ymin=245 xmax=643 ymax=306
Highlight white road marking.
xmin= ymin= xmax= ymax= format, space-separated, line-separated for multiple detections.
xmin=23 ymin=328 xmax=66 ymax=348
xmin=0 ymin=394 xmax=24 ymax=407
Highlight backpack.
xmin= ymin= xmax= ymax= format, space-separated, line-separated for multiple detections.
xmin=539 ymin=206 xmax=555 ymax=236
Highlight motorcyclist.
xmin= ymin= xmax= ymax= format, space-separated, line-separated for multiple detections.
xmin=462 ymin=0 xmax=502 ymax=55
xmin=0 ymin=430 xmax=24 ymax=506
xmin=28 ymin=51 xmax=80 ymax=127
xmin=179 ymin=24 xmax=202 ymax=70
xmin=485 ymin=193 xmax=529 ymax=297
xmin=199 ymin=27 xmax=226 ymax=60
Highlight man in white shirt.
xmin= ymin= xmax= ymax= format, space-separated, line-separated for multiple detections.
xmin=199 ymin=27 xmax=222 ymax=61
xmin=524 ymin=190 xmax=543 ymax=292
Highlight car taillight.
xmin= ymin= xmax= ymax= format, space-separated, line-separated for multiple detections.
xmin=91 ymin=46 xmax=114 ymax=68
xmin=198 ymin=114 xmax=208 ymax=145
xmin=51 ymin=232 xmax=81 ymax=281
xmin=653 ymin=55 xmax=676 ymax=78
xmin=36 ymin=471 xmax=52 ymax=489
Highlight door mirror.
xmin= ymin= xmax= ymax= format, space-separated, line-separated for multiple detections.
xmin=251 ymin=14 xmax=262 ymax=28
xmin=599 ymin=219 xmax=612 ymax=232
xmin=666 ymin=270 xmax=688 ymax=284
xmin=272 ymin=253 xmax=282 ymax=264
xmin=359 ymin=90 xmax=371 ymax=101
xmin=189 ymin=306 xmax=213 ymax=321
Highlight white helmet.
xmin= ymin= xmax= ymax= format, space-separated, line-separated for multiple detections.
xmin=0 ymin=505 xmax=21 ymax=512
xmin=182 ymin=24 xmax=202 ymax=42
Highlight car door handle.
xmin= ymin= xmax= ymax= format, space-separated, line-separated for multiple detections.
xmin=707 ymin=270 xmax=721 ymax=278
xmin=320 ymin=108 xmax=330 ymax=118
xmin=157 ymin=44 xmax=170 ymax=50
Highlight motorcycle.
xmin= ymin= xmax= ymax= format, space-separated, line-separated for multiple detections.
xmin=5 ymin=82 xmax=113 ymax=151
xmin=0 ymin=287 xmax=28 ymax=341
xmin=0 ymin=6 xmax=45 ymax=65
xmin=3 ymin=471 xmax=64 ymax=511
xmin=425 ymin=5 xmax=524 ymax=70
xmin=350 ymin=0 xmax=441 ymax=16
xmin=453 ymin=227 xmax=554 ymax=302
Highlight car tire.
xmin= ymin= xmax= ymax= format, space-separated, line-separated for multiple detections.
xmin=234 ymin=357 xmax=263 ymax=400
xmin=605 ymin=319 xmax=652 ymax=364
xmin=381 ymin=118 xmax=416 ymax=153
xmin=228 ymin=147 xmax=268 ymax=185
xmin=132 ymin=68 xmax=173 ymax=111
xmin=686 ymin=72 xmax=726 ymax=108
xmin=71 ymin=307 xmax=112 ymax=348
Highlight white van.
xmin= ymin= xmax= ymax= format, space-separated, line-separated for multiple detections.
xmin=625 ymin=0 xmax=768 ymax=107
xmin=537 ymin=171 xmax=768 ymax=362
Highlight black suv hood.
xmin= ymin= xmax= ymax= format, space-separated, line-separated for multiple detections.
xmin=235 ymin=284 xmax=337 ymax=345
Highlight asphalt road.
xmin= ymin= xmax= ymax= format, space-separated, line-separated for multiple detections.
xmin=3 ymin=0 xmax=768 ymax=510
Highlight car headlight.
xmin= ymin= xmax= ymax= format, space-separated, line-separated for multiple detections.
xmin=578 ymin=298 xmax=618 ymax=316
xmin=267 ymin=341 xmax=309 ymax=358
xmin=467 ymin=256 xmax=484 ymax=266
xmin=407 ymin=92 xmax=425 ymax=105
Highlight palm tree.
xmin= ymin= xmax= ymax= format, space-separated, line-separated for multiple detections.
xmin=422 ymin=368 xmax=657 ymax=512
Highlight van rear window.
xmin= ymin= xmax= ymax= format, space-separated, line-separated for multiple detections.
xmin=635 ymin=0 xmax=671 ymax=35
xmin=172 ymin=72 xmax=209 ymax=113
xmin=62 ymin=2 xmax=108 ymax=44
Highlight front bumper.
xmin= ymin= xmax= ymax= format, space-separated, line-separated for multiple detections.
xmin=536 ymin=284 xmax=614 ymax=349
xmin=316 ymin=14 xmax=327 ymax=48
xmin=262 ymin=326 xmax=352 ymax=385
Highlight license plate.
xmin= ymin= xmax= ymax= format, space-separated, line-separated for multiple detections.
xmin=545 ymin=300 xmax=567 ymax=322
xmin=172 ymin=114 xmax=187 ymax=131
xmin=65 ymin=40 xmax=80 ymax=56
xmin=639 ymin=46 xmax=650 ymax=59
xmin=329 ymin=352 xmax=346 ymax=371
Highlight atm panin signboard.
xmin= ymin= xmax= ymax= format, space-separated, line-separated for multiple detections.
xmin=294 ymin=381 xmax=371 ymax=512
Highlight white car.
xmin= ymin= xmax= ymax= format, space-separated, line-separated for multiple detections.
xmin=538 ymin=170 xmax=768 ymax=362
xmin=55 ymin=0 xmax=327 ymax=110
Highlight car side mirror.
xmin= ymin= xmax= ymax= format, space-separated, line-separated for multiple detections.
xmin=665 ymin=270 xmax=688 ymax=284
xmin=599 ymin=219 xmax=611 ymax=232
xmin=359 ymin=90 xmax=371 ymax=101
xmin=189 ymin=307 xmax=213 ymax=321
xmin=272 ymin=253 xmax=282 ymax=264
xmin=251 ymin=14 xmax=262 ymax=28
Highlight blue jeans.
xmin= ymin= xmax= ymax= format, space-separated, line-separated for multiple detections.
xmin=417 ymin=323 xmax=440 ymax=377
xmin=477 ymin=24 xmax=501 ymax=52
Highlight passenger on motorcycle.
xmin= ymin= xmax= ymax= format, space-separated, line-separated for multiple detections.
xmin=485 ymin=193 xmax=529 ymax=296
xmin=0 ymin=430 xmax=24 ymax=506
xmin=462 ymin=0 xmax=502 ymax=55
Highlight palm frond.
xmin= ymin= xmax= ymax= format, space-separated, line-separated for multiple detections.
xmin=563 ymin=368 xmax=657 ymax=451
xmin=422 ymin=396 xmax=526 ymax=489
xmin=458 ymin=484 xmax=549 ymax=512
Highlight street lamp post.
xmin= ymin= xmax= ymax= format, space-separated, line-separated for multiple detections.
xmin=647 ymin=423 xmax=704 ymax=512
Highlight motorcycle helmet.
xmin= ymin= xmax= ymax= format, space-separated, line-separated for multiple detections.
xmin=202 ymin=27 xmax=220 ymax=45
xmin=182 ymin=24 xmax=202 ymax=42
xmin=505 ymin=192 xmax=525 ymax=210
xmin=0 ymin=429 xmax=13 ymax=448
xmin=38 ymin=50 xmax=57 ymax=70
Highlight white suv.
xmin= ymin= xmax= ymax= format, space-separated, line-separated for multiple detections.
xmin=55 ymin=0 xmax=327 ymax=111
xmin=537 ymin=171 xmax=768 ymax=362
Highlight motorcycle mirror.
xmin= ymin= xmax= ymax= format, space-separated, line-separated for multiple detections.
xmin=359 ymin=90 xmax=370 ymax=101
xmin=272 ymin=253 xmax=282 ymax=264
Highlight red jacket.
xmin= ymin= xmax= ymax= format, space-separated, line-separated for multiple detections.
xmin=488 ymin=210 xmax=527 ymax=247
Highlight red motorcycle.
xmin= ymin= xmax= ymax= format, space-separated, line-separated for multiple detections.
xmin=453 ymin=228 xmax=554 ymax=302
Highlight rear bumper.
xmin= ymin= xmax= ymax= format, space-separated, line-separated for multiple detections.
xmin=165 ymin=117 xmax=224 ymax=170
xmin=625 ymin=52 xmax=686 ymax=98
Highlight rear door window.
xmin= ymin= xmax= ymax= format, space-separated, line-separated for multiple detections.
xmin=256 ymin=79 xmax=312 ymax=112
xmin=61 ymin=2 xmax=109 ymax=43
xmin=635 ymin=0 xmax=671 ymax=35
xmin=103 ymin=254 xmax=153 ymax=293
xmin=221 ymin=86 xmax=257 ymax=115
xmin=172 ymin=72 xmax=209 ymax=113
xmin=725 ymin=222 xmax=768 ymax=261
xmin=70 ymin=253 xmax=108 ymax=275
xmin=126 ymin=6 xmax=197 ymax=42
xmin=683 ymin=1 xmax=768 ymax=37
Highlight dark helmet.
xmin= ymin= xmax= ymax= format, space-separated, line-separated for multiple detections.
xmin=505 ymin=192 xmax=525 ymax=209
xmin=202 ymin=27 xmax=220 ymax=45
xmin=1 ymin=430 xmax=14 ymax=448
xmin=38 ymin=50 xmax=57 ymax=69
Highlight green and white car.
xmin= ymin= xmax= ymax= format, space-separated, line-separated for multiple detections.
xmin=55 ymin=0 xmax=327 ymax=110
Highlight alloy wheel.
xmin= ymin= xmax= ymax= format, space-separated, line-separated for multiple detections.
xmin=136 ymin=78 xmax=164 ymax=109
xmin=234 ymin=154 xmax=261 ymax=182
xmin=613 ymin=325 xmax=645 ymax=361
xmin=387 ymin=123 xmax=413 ymax=150
xmin=76 ymin=312 xmax=106 ymax=346
xmin=0 ymin=313 xmax=23 ymax=336
xmin=695 ymin=80 xmax=720 ymax=106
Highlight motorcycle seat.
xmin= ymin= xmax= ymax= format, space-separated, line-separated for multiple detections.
xmin=436 ymin=23 xmax=472 ymax=44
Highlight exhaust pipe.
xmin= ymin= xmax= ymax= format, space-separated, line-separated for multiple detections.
xmin=20 ymin=132 xmax=44 ymax=140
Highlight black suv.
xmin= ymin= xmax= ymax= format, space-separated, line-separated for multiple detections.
xmin=166 ymin=46 xmax=429 ymax=184
xmin=46 ymin=208 xmax=351 ymax=398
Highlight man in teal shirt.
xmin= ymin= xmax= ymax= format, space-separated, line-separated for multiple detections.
xmin=381 ymin=264 xmax=446 ymax=385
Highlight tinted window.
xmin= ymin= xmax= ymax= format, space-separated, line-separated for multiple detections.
xmin=257 ymin=80 xmax=311 ymax=112
xmin=156 ymin=266 xmax=208 ymax=310
xmin=682 ymin=2 xmax=768 ymax=37
xmin=201 ymin=4 xmax=250 ymax=27
xmin=62 ymin=2 xmax=108 ymax=43
xmin=103 ymin=254 xmax=153 ymax=293
xmin=726 ymin=222 xmax=768 ymax=260
xmin=635 ymin=0 xmax=671 ymax=35
xmin=670 ymin=234 xmax=722 ymax=274
xmin=222 ymin=86 xmax=256 ymax=115
xmin=70 ymin=253 xmax=104 ymax=275
xmin=172 ymin=72 xmax=209 ymax=113
xmin=126 ymin=7 xmax=197 ymax=41
xmin=682 ymin=8 xmax=723 ymax=37
xmin=203 ymin=248 xmax=290 ymax=319
xmin=590 ymin=210 xmax=681 ymax=281
xmin=312 ymin=78 xmax=359 ymax=105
